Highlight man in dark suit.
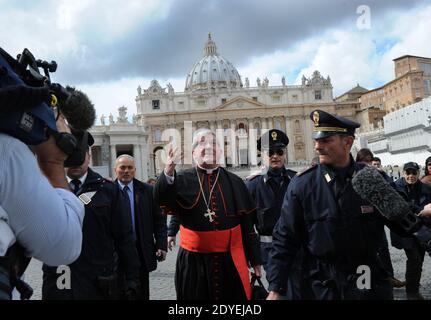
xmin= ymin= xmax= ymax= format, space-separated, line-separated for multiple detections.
xmin=115 ymin=154 xmax=167 ymax=300
xmin=42 ymin=138 xmax=141 ymax=300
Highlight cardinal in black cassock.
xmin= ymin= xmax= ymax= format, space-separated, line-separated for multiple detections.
xmin=154 ymin=129 xmax=262 ymax=300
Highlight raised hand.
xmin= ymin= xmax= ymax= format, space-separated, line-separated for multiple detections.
xmin=164 ymin=143 xmax=182 ymax=176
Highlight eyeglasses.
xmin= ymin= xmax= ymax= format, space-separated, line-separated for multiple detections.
xmin=268 ymin=149 xmax=284 ymax=157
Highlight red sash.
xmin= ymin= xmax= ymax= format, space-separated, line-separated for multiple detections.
xmin=179 ymin=225 xmax=252 ymax=300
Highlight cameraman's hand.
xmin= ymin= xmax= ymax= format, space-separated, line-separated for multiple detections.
xmin=54 ymin=112 xmax=71 ymax=134
xmin=33 ymin=112 xmax=71 ymax=189
xmin=34 ymin=111 xmax=71 ymax=161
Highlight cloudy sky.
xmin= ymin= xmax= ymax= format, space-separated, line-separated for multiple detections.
xmin=1 ymin=0 xmax=431 ymax=123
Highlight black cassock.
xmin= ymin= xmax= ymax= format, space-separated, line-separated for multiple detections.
xmin=154 ymin=166 xmax=261 ymax=300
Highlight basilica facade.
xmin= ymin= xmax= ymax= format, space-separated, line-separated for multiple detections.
xmin=89 ymin=34 xmax=359 ymax=180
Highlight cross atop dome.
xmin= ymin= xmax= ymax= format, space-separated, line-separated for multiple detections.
xmin=203 ymin=32 xmax=218 ymax=56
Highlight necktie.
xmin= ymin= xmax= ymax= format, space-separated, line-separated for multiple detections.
xmin=71 ymin=179 xmax=81 ymax=194
xmin=123 ymin=185 xmax=135 ymax=230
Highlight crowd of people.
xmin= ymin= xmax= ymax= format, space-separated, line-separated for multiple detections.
xmin=1 ymin=44 xmax=430 ymax=300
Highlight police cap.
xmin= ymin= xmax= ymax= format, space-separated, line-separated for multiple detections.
xmin=310 ymin=109 xmax=360 ymax=139
xmin=257 ymin=129 xmax=289 ymax=151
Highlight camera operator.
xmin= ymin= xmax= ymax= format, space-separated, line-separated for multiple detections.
xmin=0 ymin=47 xmax=85 ymax=300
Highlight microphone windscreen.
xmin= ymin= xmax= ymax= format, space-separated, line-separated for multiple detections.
xmin=351 ymin=166 xmax=411 ymax=222
xmin=59 ymin=86 xmax=95 ymax=131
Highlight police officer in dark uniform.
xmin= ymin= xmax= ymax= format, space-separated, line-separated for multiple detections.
xmin=245 ymin=129 xmax=300 ymax=297
xmin=266 ymin=109 xmax=402 ymax=300
xmin=42 ymin=134 xmax=141 ymax=300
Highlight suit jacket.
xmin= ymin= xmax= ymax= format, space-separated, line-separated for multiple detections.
xmin=118 ymin=178 xmax=167 ymax=272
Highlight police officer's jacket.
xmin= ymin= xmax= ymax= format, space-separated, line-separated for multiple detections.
xmin=246 ymin=167 xmax=296 ymax=236
xmin=267 ymin=157 xmax=407 ymax=299
xmin=42 ymin=168 xmax=140 ymax=300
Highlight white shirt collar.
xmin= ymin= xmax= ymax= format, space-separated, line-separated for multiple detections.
xmin=67 ymin=171 xmax=88 ymax=186
xmin=196 ymin=164 xmax=220 ymax=174
xmin=117 ymin=179 xmax=134 ymax=192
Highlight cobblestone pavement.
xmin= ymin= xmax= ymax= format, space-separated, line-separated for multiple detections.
xmin=22 ymin=228 xmax=431 ymax=300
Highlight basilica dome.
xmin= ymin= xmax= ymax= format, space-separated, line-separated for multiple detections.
xmin=185 ymin=34 xmax=242 ymax=91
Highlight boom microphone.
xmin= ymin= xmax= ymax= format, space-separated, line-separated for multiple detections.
xmin=57 ymin=86 xmax=96 ymax=131
xmin=352 ymin=165 xmax=431 ymax=252
xmin=351 ymin=166 xmax=411 ymax=223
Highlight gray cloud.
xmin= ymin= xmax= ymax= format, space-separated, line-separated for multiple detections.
xmin=55 ymin=0 xmax=426 ymax=84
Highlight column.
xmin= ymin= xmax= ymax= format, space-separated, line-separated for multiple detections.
xmin=262 ymin=118 xmax=268 ymax=130
xmin=210 ymin=120 xmax=216 ymax=132
xmin=248 ymin=119 xmax=257 ymax=166
xmin=141 ymin=137 xmax=149 ymax=181
xmin=261 ymin=117 xmax=269 ymax=137
xmin=110 ymin=144 xmax=117 ymax=178
xmin=89 ymin=146 xmax=94 ymax=167
xmin=216 ymin=120 xmax=225 ymax=166
xmin=268 ymin=117 xmax=274 ymax=129
xmin=183 ymin=121 xmax=193 ymax=167
xmin=133 ymin=144 xmax=142 ymax=181
xmin=230 ymin=119 xmax=238 ymax=167
xmin=285 ymin=116 xmax=295 ymax=164
xmin=304 ymin=115 xmax=315 ymax=162
xmin=148 ymin=134 xmax=155 ymax=178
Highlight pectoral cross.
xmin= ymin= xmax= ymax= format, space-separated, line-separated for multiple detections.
xmin=204 ymin=208 xmax=216 ymax=222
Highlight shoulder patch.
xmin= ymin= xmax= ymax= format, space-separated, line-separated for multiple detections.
xmin=297 ymin=164 xmax=318 ymax=176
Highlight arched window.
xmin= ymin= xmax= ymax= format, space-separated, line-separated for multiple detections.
xmin=238 ymin=122 xmax=247 ymax=134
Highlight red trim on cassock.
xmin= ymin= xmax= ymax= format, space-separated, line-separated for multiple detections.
xmin=179 ymin=225 xmax=252 ymax=300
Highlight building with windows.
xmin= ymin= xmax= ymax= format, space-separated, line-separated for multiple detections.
xmin=89 ymin=34 xmax=359 ymax=179
xmin=360 ymin=55 xmax=431 ymax=113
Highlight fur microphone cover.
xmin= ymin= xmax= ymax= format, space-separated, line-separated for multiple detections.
xmin=352 ymin=166 xmax=411 ymax=222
